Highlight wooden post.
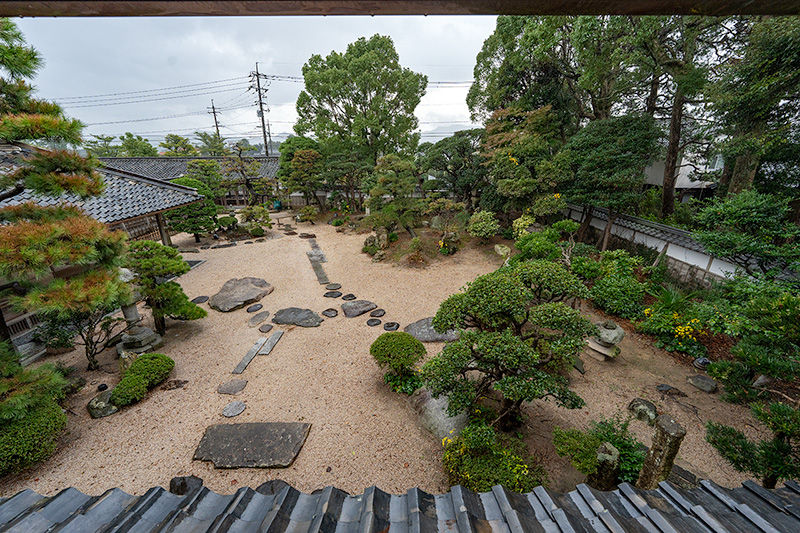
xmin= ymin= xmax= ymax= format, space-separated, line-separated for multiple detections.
xmin=155 ymin=213 xmax=172 ymax=246
xmin=636 ymin=414 xmax=686 ymax=490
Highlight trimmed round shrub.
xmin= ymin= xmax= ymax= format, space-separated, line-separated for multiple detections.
xmin=127 ymin=353 xmax=174 ymax=388
xmin=590 ymin=272 xmax=645 ymax=318
xmin=467 ymin=211 xmax=501 ymax=243
xmin=512 ymin=215 xmax=536 ymax=240
xmin=443 ymin=422 xmax=546 ymax=493
xmin=249 ymin=225 xmax=265 ymax=237
xmin=370 ymin=332 xmax=425 ymax=376
xmin=110 ymin=373 xmax=148 ymax=407
xmin=0 ymin=399 xmax=66 ymax=475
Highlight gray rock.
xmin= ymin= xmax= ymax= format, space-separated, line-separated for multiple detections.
xmin=191 ymin=295 xmax=209 ymax=304
xmin=341 ymin=300 xmax=377 ymax=318
xmin=218 ymin=379 xmax=248 ymax=395
xmin=628 ymin=398 xmax=658 ymax=425
xmin=169 ymin=475 xmax=204 ymax=496
xmin=161 ymin=380 xmax=188 ymax=390
xmin=193 ymin=422 xmax=312 ymax=468
xmin=222 ymin=401 xmax=246 ymax=417
xmin=367 ymin=318 xmax=381 ymax=327
xmin=594 ymin=320 xmax=625 ymax=346
xmin=656 ymin=384 xmax=687 ymax=397
xmin=326 ymin=283 xmax=342 ymax=290
xmin=753 ymin=374 xmax=773 ymax=388
xmin=370 ymin=309 xmax=385 ymax=317
xmin=118 ymin=350 xmax=139 ymax=375
xmin=273 ymin=307 xmax=324 ymax=327
xmin=323 ymin=291 xmax=342 ymax=298
xmin=248 ymin=311 xmax=270 ymax=327
xmin=209 ymin=277 xmax=274 ymax=312
xmin=409 ymin=388 xmax=468 ymax=441
xmin=88 ymin=390 xmax=119 ymax=419
xmin=299 ymin=233 xmax=316 ymax=239
xmin=65 ymin=374 xmax=86 ymax=394
xmin=384 ymin=322 xmax=399 ymax=331
xmin=494 ymin=244 xmax=511 ymax=257
xmin=322 ymin=308 xmax=338 ymax=318
xmin=372 ymin=250 xmax=387 ymax=262
xmin=246 ymin=304 xmax=263 ymax=313
xmin=376 ymin=227 xmax=389 ymax=250
xmin=364 ymin=234 xmax=377 ymax=248
xmin=404 ymin=317 xmax=459 ymax=343
xmin=342 ymin=293 xmax=356 ymax=301
xmin=687 ymin=374 xmax=718 ymax=393
xmin=258 ymin=324 xmax=274 ymax=334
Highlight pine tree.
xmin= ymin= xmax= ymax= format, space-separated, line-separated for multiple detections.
xmin=165 ymin=177 xmax=217 ymax=242
xmin=0 ymin=18 xmax=128 ymax=370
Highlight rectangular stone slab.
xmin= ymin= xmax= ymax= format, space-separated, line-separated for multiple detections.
xmin=193 ymin=422 xmax=311 ymax=468
xmin=232 ymin=338 xmax=267 ymax=374
xmin=307 ymin=239 xmax=327 ymax=262
xmin=257 ymin=331 xmax=284 ymax=355
xmin=308 ymin=258 xmax=329 ymax=284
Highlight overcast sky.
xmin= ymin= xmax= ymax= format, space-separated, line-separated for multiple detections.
xmin=15 ymin=16 xmax=497 ymax=150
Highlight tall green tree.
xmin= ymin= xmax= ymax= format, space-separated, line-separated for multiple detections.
xmin=287 ymin=148 xmax=324 ymax=209
xmin=369 ymin=154 xmax=416 ymax=207
xmin=84 ymin=134 xmax=122 ymax=157
xmin=118 ymin=132 xmax=158 ymax=156
xmin=195 ymin=131 xmax=228 ymax=156
xmin=127 ymin=240 xmax=206 ymax=335
xmin=417 ymin=129 xmax=488 ymax=211
xmin=222 ymin=142 xmax=271 ymax=206
xmin=159 ymin=134 xmax=198 ymax=156
xmin=295 ymin=34 xmax=427 ymax=166
xmin=0 ymin=17 xmax=128 ymax=370
xmin=165 ymin=177 xmax=217 ymax=242
xmin=185 ymin=159 xmax=225 ymax=204
xmin=277 ymin=135 xmax=320 ymax=199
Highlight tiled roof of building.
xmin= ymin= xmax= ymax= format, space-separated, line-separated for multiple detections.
xmin=0 ymin=143 xmax=202 ymax=224
xmin=1 ymin=478 xmax=799 ymax=532
xmin=99 ymin=156 xmax=280 ymax=182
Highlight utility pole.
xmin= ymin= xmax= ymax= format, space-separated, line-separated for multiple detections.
xmin=208 ymin=99 xmax=221 ymax=137
xmin=266 ymin=119 xmax=273 ymax=156
xmin=251 ymin=62 xmax=270 ymax=155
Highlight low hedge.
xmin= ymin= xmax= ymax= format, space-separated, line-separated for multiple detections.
xmin=0 ymin=399 xmax=66 ymax=475
xmin=110 ymin=353 xmax=174 ymax=407
xmin=110 ymin=373 xmax=149 ymax=407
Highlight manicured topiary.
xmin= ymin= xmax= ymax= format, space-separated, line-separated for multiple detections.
xmin=467 ymin=210 xmax=501 ymax=243
xmin=110 ymin=373 xmax=148 ymax=407
xmin=370 ymin=332 xmax=426 ymax=377
xmin=127 ymin=353 xmax=175 ymax=388
xmin=249 ymin=225 xmax=265 ymax=237
xmin=0 ymin=399 xmax=66 ymax=475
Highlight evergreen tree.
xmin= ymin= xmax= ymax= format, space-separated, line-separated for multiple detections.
xmin=185 ymin=159 xmax=225 ymax=204
xmin=287 ymin=148 xmax=324 ymax=209
xmin=126 ymin=240 xmax=206 ymax=335
xmin=165 ymin=177 xmax=217 ymax=242
xmin=195 ymin=131 xmax=228 ymax=156
xmin=118 ymin=132 xmax=158 ymax=156
xmin=84 ymin=134 xmax=122 ymax=156
xmin=159 ymin=134 xmax=198 ymax=156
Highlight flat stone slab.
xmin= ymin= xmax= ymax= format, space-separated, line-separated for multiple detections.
xmin=299 ymin=233 xmax=316 ymax=239
xmin=367 ymin=318 xmax=381 ymax=326
xmin=193 ymin=422 xmax=312 ymax=468
xmin=325 ymin=283 xmax=341 ymax=290
xmin=191 ymin=296 xmax=209 ymax=304
xmin=257 ymin=331 xmax=284 ymax=355
xmin=341 ymin=300 xmax=377 ymax=318
xmin=370 ymin=309 xmax=385 ymax=317
xmin=222 ymin=401 xmax=246 ymax=417
xmin=246 ymin=304 xmax=263 ymax=313
xmin=404 ymin=317 xmax=459 ymax=342
xmin=308 ymin=259 xmax=329 ymax=284
xmin=248 ymin=310 xmax=270 ymax=327
xmin=687 ymin=374 xmax=717 ymax=393
xmin=258 ymin=324 xmax=274 ymax=334
xmin=323 ymin=291 xmax=342 ymax=298
xmin=218 ymin=379 xmax=248 ymax=395
xmin=273 ymin=308 xmax=323 ymax=327
xmin=209 ymin=277 xmax=274 ymax=312
xmin=384 ymin=322 xmax=399 ymax=331
xmin=322 ymin=308 xmax=338 ymax=318
xmin=342 ymin=294 xmax=356 ymax=301
xmin=284 ymin=231 xmax=297 ymax=235
xmin=233 ymin=338 xmax=268 ymax=374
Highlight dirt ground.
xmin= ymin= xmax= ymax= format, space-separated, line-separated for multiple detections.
xmin=0 ymin=221 xmax=765 ymax=498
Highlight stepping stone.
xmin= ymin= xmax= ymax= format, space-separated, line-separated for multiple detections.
xmin=258 ymin=324 xmax=274 ymax=334
xmin=248 ymin=310 xmax=270 ymax=327
xmin=308 ymin=258 xmax=329 ymax=284
xmin=222 ymin=401 xmax=246 ymax=418
xmin=255 ymin=238 xmax=265 ymax=243
xmin=404 ymin=317 xmax=459 ymax=342
xmin=342 ymin=294 xmax=356 ymax=301
xmin=322 ymin=308 xmax=338 ymax=318
xmin=326 ymin=283 xmax=341 ymax=290
xmin=367 ymin=319 xmax=381 ymax=327
xmin=284 ymin=231 xmax=297 ymax=236
xmin=211 ymin=243 xmax=237 ymax=249
xmin=233 ymin=338 xmax=268 ymax=374
xmin=384 ymin=322 xmax=399 ymax=331
xmin=194 ymin=422 xmax=312 ymax=468
xmin=656 ymin=383 xmax=687 ymax=397
xmin=209 ymin=277 xmax=274 ymax=312
xmin=257 ymin=331 xmax=284 ymax=355
xmin=191 ymin=296 xmax=209 ymax=304
xmin=245 ymin=241 xmax=253 ymax=244
xmin=200 ymin=245 xmax=211 ymax=250
xmin=323 ymin=291 xmax=342 ymax=298
xmin=370 ymin=309 xmax=385 ymax=317
xmin=218 ymin=379 xmax=248 ymax=395
xmin=308 ymin=239 xmax=327 ymax=263
xmin=687 ymin=374 xmax=717 ymax=393
xmin=273 ymin=308 xmax=324 ymax=327
xmin=246 ymin=304 xmax=263 ymax=313
xmin=299 ymin=233 xmax=316 ymax=239
xmin=341 ymin=300 xmax=377 ymax=318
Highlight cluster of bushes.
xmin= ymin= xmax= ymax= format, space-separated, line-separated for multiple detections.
xmin=370 ymin=332 xmax=424 ymax=394
xmin=110 ymin=353 xmax=175 ymax=407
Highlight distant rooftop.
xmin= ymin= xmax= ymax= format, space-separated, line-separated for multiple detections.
xmin=99 ymin=156 xmax=279 ymax=183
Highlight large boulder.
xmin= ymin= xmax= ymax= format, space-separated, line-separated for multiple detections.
xmin=272 ymin=308 xmax=323 ymax=327
xmin=409 ymin=388 xmax=468 ymax=441
xmin=209 ymin=277 xmax=274 ymax=312
xmin=404 ymin=317 xmax=459 ymax=343
xmin=341 ymin=300 xmax=377 ymax=318
xmin=87 ymin=390 xmax=119 ymax=419
xmin=376 ymin=227 xmax=389 ymax=250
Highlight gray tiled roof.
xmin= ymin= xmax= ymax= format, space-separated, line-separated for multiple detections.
xmin=0 ymin=143 xmax=202 ymax=224
xmin=99 ymin=156 xmax=279 ymax=182
xmin=2 ymin=478 xmax=799 ymax=532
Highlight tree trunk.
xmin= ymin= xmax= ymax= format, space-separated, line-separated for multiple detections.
xmin=646 ymin=72 xmax=660 ymax=116
xmin=717 ymin=161 xmax=733 ymax=197
xmin=601 ymin=210 xmax=617 ymax=252
xmin=193 ymin=233 xmax=201 ymax=243
xmin=154 ymin=314 xmax=166 ymax=336
xmin=661 ymin=88 xmax=685 ymax=217
xmin=498 ymin=398 xmax=523 ymax=430
xmin=728 ymin=151 xmax=760 ymax=195
xmin=577 ymin=205 xmax=594 ymax=243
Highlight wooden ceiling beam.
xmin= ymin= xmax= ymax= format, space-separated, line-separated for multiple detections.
xmin=0 ymin=1 xmax=797 ymax=17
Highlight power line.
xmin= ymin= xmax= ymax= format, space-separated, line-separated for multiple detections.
xmin=62 ymin=84 xmax=250 ymax=108
xmin=54 ymin=76 xmax=249 ymax=101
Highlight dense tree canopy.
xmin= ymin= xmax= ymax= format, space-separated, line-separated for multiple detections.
xmin=118 ymin=132 xmax=158 ymax=156
xmin=417 ymin=129 xmax=488 ymax=211
xmin=159 ymin=134 xmax=198 ymax=156
xmin=165 ymin=177 xmax=217 ymax=242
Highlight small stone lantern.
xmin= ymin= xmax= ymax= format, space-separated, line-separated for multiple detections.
xmin=585 ymin=320 xmax=625 ymax=361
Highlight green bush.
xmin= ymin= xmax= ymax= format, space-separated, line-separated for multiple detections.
xmin=248 ymin=225 xmax=265 ymax=237
xmin=571 ymin=256 xmax=603 ymax=280
xmin=110 ymin=373 xmax=148 ymax=407
xmin=217 ymin=216 xmax=238 ymax=231
xmin=370 ymin=332 xmax=426 ymax=377
xmin=0 ymin=399 xmax=66 ymax=475
xmin=410 ymin=237 xmax=421 ymax=252
xmin=384 ymin=373 xmax=423 ymax=394
xmin=298 ymin=205 xmax=319 ymax=222
xmin=590 ymin=272 xmax=645 ymax=318
xmin=443 ymin=422 xmax=547 ymax=492
xmin=331 ymin=218 xmax=344 ymax=227
xmin=127 ymin=353 xmax=175 ymax=388
xmin=553 ymin=416 xmax=646 ymax=484
xmin=467 ymin=211 xmax=501 ymax=243
xmin=364 ymin=210 xmax=398 ymax=231
xmin=388 ymin=232 xmax=399 ymax=243
xmin=512 ymin=215 xmax=536 ymax=239
xmin=362 ymin=245 xmax=378 ymax=256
